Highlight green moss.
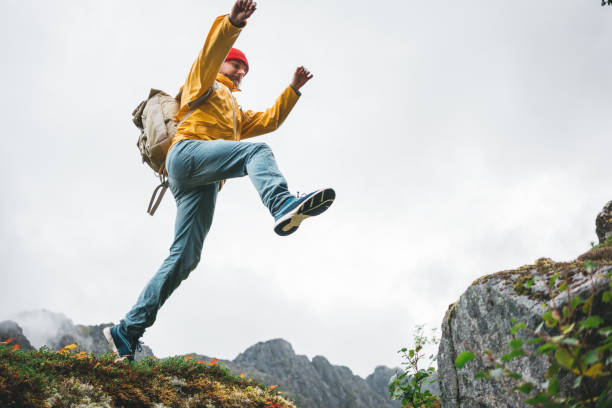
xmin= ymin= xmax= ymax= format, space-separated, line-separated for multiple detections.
xmin=513 ymin=273 xmax=534 ymax=296
xmin=592 ymin=236 xmax=612 ymax=250
xmin=578 ymin=237 xmax=612 ymax=263
xmin=471 ymin=263 xmax=535 ymax=287
xmin=469 ymin=253 xmax=612 ymax=304
xmin=0 ymin=345 xmax=296 ymax=408
xmin=446 ymin=302 xmax=457 ymax=324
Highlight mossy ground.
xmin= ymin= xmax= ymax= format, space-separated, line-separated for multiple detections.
xmin=471 ymin=237 xmax=612 ymax=301
xmin=0 ymin=343 xmax=296 ymax=408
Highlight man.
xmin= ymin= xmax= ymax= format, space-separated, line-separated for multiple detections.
xmin=104 ymin=0 xmax=335 ymax=361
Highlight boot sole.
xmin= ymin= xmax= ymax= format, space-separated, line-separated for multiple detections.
xmin=274 ymin=188 xmax=335 ymax=236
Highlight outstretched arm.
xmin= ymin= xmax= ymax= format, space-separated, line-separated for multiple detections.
xmin=240 ymin=66 xmax=313 ymax=139
xmin=180 ymin=0 xmax=257 ymax=111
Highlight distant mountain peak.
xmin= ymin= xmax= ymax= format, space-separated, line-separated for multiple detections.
xmin=236 ymin=338 xmax=295 ymax=361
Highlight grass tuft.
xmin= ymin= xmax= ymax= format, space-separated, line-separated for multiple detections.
xmin=0 ymin=344 xmax=297 ymax=408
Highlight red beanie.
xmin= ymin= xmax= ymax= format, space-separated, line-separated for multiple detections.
xmin=225 ymin=48 xmax=249 ymax=72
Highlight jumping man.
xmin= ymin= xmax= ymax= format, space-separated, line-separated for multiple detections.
xmin=104 ymin=0 xmax=335 ymax=361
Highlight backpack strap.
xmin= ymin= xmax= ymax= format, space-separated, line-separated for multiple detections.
xmin=147 ymin=162 xmax=168 ymax=216
xmin=186 ymin=82 xmax=218 ymax=109
xmin=147 ymin=180 xmax=168 ymax=216
xmin=177 ymin=106 xmax=197 ymax=128
xmin=173 ymin=83 xmax=217 ymax=129
xmin=146 ymin=84 xmax=217 ymax=216
xmin=148 ymin=101 xmax=198 ymax=216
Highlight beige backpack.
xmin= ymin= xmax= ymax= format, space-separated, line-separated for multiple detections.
xmin=132 ymin=87 xmax=214 ymax=215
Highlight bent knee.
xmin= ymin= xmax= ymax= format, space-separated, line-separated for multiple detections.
xmin=251 ymin=142 xmax=271 ymax=152
xmin=249 ymin=142 xmax=275 ymax=159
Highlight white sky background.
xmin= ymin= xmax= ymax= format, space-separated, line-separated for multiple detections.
xmin=0 ymin=0 xmax=610 ymax=378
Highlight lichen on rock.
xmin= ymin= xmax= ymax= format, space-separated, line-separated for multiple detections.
xmin=46 ymin=377 xmax=113 ymax=408
xmin=437 ymin=200 xmax=612 ymax=407
xmin=438 ymin=259 xmax=611 ymax=407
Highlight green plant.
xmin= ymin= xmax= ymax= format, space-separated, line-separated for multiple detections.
xmin=0 ymin=342 xmax=295 ymax=408
xmin=389 ymin=325 xmax=440 ymax=407
xmin=591 ymin=237 xmax=612 ymax=251
xmin=456 ymin=260 xmax=612 ymax=407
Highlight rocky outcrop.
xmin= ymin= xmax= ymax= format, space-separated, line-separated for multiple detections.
xmin=8 ymin=309 xmax=154 ymax=361
xmin=190 ymin=339 xmax=401 ymax=408
xmin=437 ymin=199 xmax=612 ymax=408
xmin=437 ymin=259 xmax=612 ymax=407
xmin=438 ymin=202 xmax=612 ymax=407
xmin=0 ymin=320 xmax=35 ymax=351
xmin=596 ymin=200 xmax=612 ymax=244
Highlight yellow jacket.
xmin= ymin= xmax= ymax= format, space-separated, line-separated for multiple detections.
xmin=171 ymin=15 xmax=300 ymax=149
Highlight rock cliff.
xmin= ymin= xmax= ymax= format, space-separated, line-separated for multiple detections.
xmin=0 ymin=320 xmax=35 ymax=351
xmin=596 ymin=200 xmax=612 ymax=244
xmin=437 ymin=202 xmax=612 ymax=407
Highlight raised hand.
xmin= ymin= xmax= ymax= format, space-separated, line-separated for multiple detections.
xmin=290 ymin=66 xmax=313 ymax=91
xmin=229 ymin=0 xmax=257 ymax=26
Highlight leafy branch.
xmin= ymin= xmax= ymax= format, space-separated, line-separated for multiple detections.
xmin=389 ymin=325 xmax=440 ymax=407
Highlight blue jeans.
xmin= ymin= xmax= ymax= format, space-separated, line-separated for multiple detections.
xmin=120 ymin=139 xmax=292 ymax=340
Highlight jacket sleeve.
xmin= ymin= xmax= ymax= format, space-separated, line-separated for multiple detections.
xmin=180 ymin=15 xmax=243 ymax=110
xmin=239 ymin=86 xmax=301 ymax=140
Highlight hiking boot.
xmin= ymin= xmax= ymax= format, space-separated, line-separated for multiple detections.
xmin=103 ymin=324 xmax=141 ymax=362
xmin=274 ymin=188 xmax=335 ymax=236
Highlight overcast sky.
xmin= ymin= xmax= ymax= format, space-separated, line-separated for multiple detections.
xmin=0 ymin=0 xmax=610 ymax=378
